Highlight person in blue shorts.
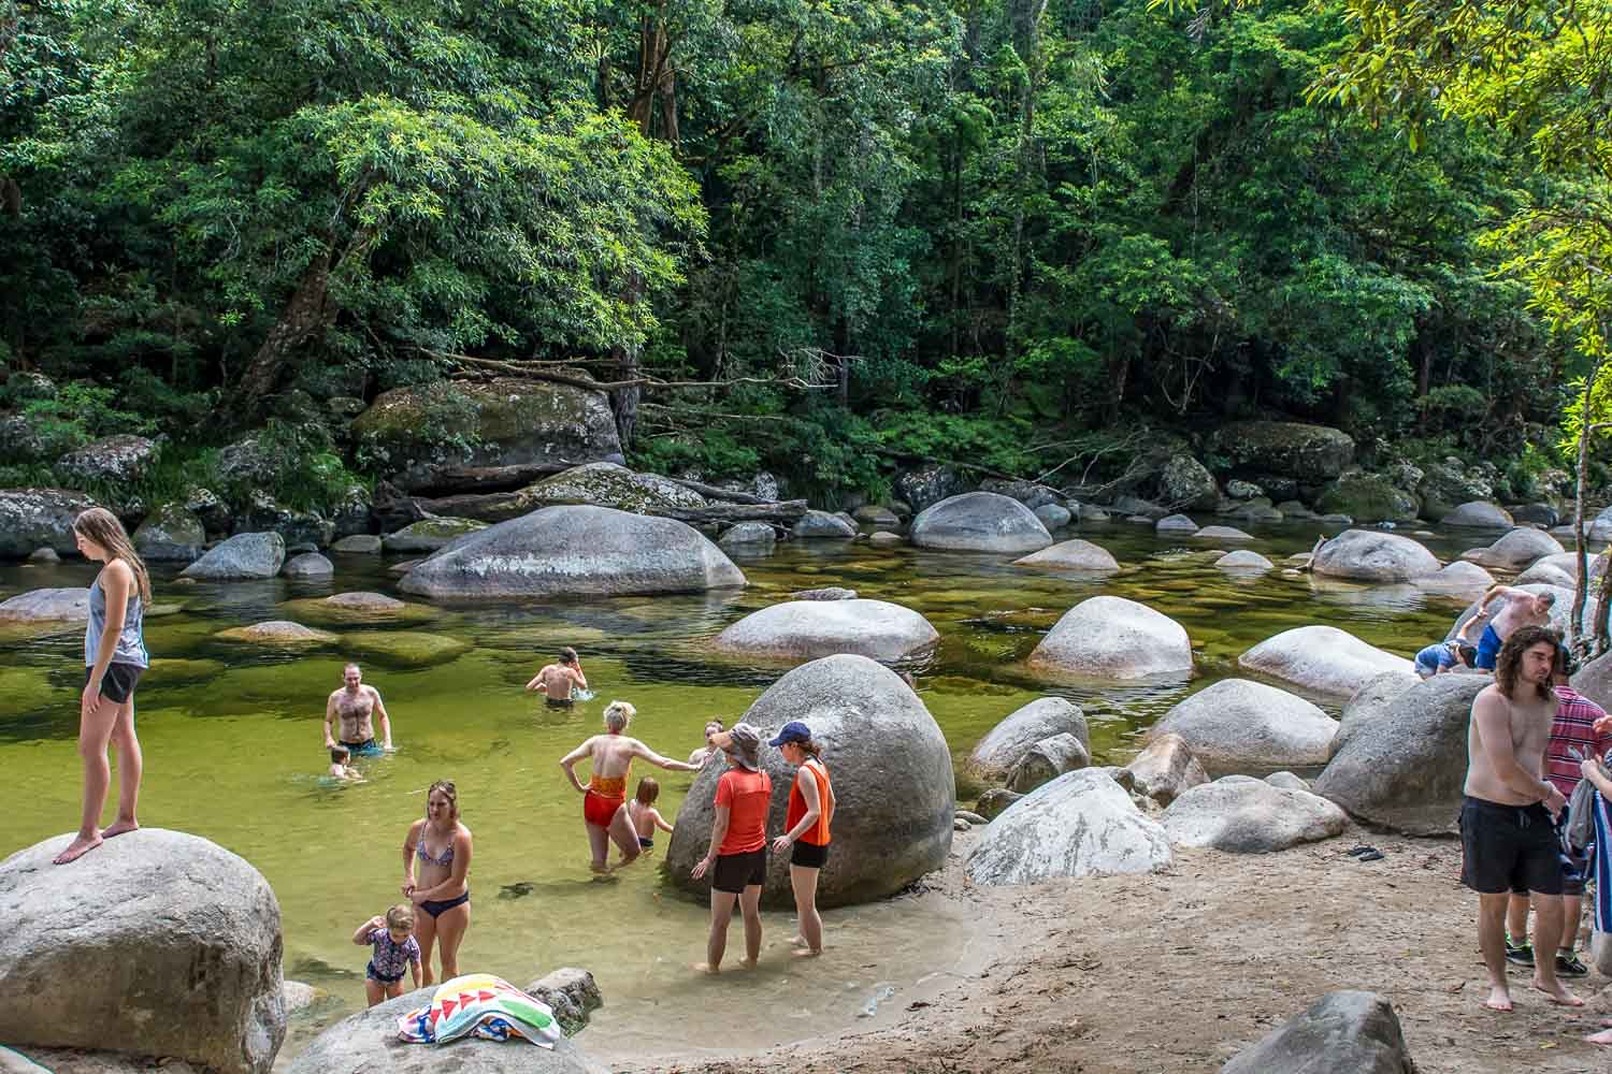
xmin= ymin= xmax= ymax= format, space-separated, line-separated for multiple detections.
xmin=1472 ymin=587 xmax=1556 ymax=671
xmin=1414 ymin=618 xmax=1483 ymax=679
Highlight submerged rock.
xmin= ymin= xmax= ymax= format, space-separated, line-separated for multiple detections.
xmin=342 ymin=631 xmax=470 ymax=668
xmin=1215 ymin=550 xmax=1272 ymax=572
xmin=381 ymin=516 xmax=487 ymax=553
xmin=1442 ymin=501 xmax=1513 ymax=529
xmin=0 ymin=587 xmax=90 ymax=623
xmin=966 ymin=769 xmax=1172 ymax=885
xmin=214 ymin=621 xmax=338 ymax=647
xmin=1013 ymin=538 xmax=1120 ymax=572
xmin=910 ymin=492 xmax=1052 ymax=554
xmin=282 ymin=552 xmax=334 ymax=579
xmin=711 ymin=598 xmax=939 ymax=663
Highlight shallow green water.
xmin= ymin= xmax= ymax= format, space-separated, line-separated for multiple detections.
xmin=0 ymin=522 xmax=1479 ymax=1060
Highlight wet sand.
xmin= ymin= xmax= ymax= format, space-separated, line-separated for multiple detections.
xmin=601 ymin=827 xmax=1611 ymax=1074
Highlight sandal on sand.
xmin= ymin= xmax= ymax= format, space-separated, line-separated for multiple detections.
xmin=1355 ymin=849 xmax=1385 ymax=862
xmin=1346 ymin=845 xmax=1377 ymax=857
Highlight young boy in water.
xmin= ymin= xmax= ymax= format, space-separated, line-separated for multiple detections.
xmin=328 ymin=745 xmax=364 ymax=782
xmin=623 ymin=777 xmax=674 ymax=854
xmin=352 ymin=904 xmax=421 ymax=1004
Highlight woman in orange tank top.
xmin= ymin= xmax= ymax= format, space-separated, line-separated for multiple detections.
xmin=769 ymin=721 xmax=835 ymax=957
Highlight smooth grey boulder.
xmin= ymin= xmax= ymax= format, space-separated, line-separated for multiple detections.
xmin=283 ymin=973 xmax=607 ymax=1074
xmin=0 ymin=830 xmax=283 ymax=1074
xmin=1033 ymin=503 xmax=1072 ymax=530
xmin=1313 ymin=674 xmax=1488 ymax=835
xmin=1160 ymin=777 xmax=1347 ymax=853
xmin=381 ymin=516 xmax=487 ymax=553
xmin=792 ymin=510 xmax=857 ymax=539
xmin=1155 ymin=513 xmax=1199 ymax=535
xmin=1194 ymin=525 xmax=1254 ymax=542
xmin=179 ymin=531 xmax=286 ymax=580
xmin=1334 ymin=671 xmax=1421 ymax=756
xmin=1029 ymin=596 xmax=1192 ymax=681
xmin=1220 ymin=991 xmax=1415 ymax=1074
xmin=1215 ymin=550 xmax=1273 ymax=572
xmin=1239 ymin=625 xmax=1415 ymax=698
xmin=1265 ymin=771 xmax=1311 ymax=792
xmin=26 ymin=547 xmax=58 ymax=563
xmin=909 ymin=492 xmax=1052 ymax=554
xmin=966 ymin=769 xmax=1172 ymax=885
xmin=0 ymin=587 xmax=90 ymax=622
xmin=401 ymin=505 xmax=744 ymax=600
xmin=513 ymin=461 xmax=705 ymax=515
xmin=1462 ymin=526 xmax=1564 ymax=570
xmin=1443 ymin=501 xmax=1513 ymax=529
xmin=282 ymin=553 xmax=333 ymax=580
xmin=1312 ymin=529 xmax=1440 ymax=582
xmin=1013 ymin=538 xmax=1119 ymax=572
xmin=965 ymin=697 xmax=1089 ymax=782
xmin=1516 ymin=556 xmax=1575 ymax=588
xmin=0 ymin=489 xmax=97 ymax=559
xmin=1149 ymin=679 xmax=1339 ymax=776
xmin=664 ymin=655 xmax=953 ymax=908
xmin=1005 ymin=732 xmax=1091 ymax=793
xmin=329 ymin=534 xmax=383 ymax=554
xmin=56 ymin=435 xmax=159 ymax=484
xmin=1413 ymin=559 xmax=1494 ymax=596
xmin=853 ymin=504 xmax=901 ymax=526
xmin=718 ymin=521 xmax=777 ymax=549
xmin=1573 ymin=648 xmax=1612 ymax=711
xmin=711 ymin=598 xmax=939 ymax=662
xmin=133 ymin=503 xmax=206 ymax=563
xmin=1124 ymin=733 xmax=1209 ymax=805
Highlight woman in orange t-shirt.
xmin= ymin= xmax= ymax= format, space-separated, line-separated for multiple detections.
xmin=770 ymin=721 xmax=835 ymax=957
xmin=690 ymin=722 xmax=772 ymax=973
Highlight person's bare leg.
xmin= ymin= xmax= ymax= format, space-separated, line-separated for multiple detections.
xmin=384 ymin=980 xmax=405 ymax=1001
xmin=1477 ymin=893 xmax=1513 ymax=1011
xmin=365 ymin=978 xmax=385 ymax=1007
xmin=1558 ymin=894 xmax=1583 ymax=956
xmin=434 ymin=902 xmax=470 ymax=981
xmin=1506 ymin=893 xmax=1529 ymax=946
xmin=608 ymin=807 xmax=641 ymax=867
xmin=415 ymin=912 xmax=439 ymax=986
xmin=1530 ymin=894 xmax=1583 ymax=1005
xmin=55 ymin=698 xmax=119 ymax=864
xmin=739 ymin=884 xmax=763 ymax=968
xmin=697 ymin=891 xmax=737 ymax=973
xmin=790 ymin=865 xmax=824 ymax=956
xmin=102 ymin=700 xmax=141 ymax=838
xmin=586 ymin=822 xmax=610 ymax=873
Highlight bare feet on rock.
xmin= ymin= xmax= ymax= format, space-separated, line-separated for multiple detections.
xmin=1531 ymin=977 xmax=1584 ymax=1007
xmin=52 ymin=833 xmax=103 ymax=865
xmin=1587 ymin=1028 xmax=1612 ymax=1046
xmin=101 ymin=819 xmax=139 ymax=839
xmin=1482 ymin=985 xmax=1513 ymax=1012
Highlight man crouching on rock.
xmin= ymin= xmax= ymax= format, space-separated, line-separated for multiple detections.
xmin=1461 ymin=624 xmax=1582 ymax=1012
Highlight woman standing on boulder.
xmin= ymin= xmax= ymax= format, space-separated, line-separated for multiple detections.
xmin=403 ymin=780 xmax=473 ymax=985
xmin=770 ymin=721 xmax=836 ymax=957
xmin=55 ymin=508 xmax=151 ymax=865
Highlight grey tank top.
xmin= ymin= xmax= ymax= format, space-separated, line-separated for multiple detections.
xmin=86 ymin=572 xmax=149 ymax=668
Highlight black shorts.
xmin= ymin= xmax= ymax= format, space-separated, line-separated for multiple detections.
xmin=85 ymin=663 xmax=143 ymax=704
xmin=544 ymin=697 xmax=574 ymax=710
xmin=791 ymin=840 xmax=829 ymax=869
xmin=1460 ymin=796 xmax=1564 ymax=896
xmin=711 ymin=849 xmax=766 ymax=894
xmin=1509 ymin=812 xmax=1588 ymax=898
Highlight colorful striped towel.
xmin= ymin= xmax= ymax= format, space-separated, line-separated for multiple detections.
xmin=396 ymin=973 xmax=562 ymax=1048
xmin=1594 ymin=788 xmax=1612 ymax=936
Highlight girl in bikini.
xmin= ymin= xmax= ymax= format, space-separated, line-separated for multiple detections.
xmin=559 ymin=701 xmax=697 ymax=873
xmin=402 ymin=779 xmax=473 ymax=985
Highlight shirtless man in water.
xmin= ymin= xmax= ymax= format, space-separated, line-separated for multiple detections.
xmin=323 ymin=663 xmax=394 ymax=756
xmin=559 ymin=701 xmax=697 ymax=872
xmin=1461 ymin=625 xmax=1581 ymax=1012
xmin=1472 ymin=586 xmax=1556 ymax=671
xmin=526 ymin=647 xmax=587 ymax=708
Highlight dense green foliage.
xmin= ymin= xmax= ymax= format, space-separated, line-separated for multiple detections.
xmin=0 ymin=0 xmax=1590 ymax=498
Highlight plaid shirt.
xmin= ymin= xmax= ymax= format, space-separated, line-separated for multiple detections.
xmin=1546 ymin=686 xmax=1612 ymax=798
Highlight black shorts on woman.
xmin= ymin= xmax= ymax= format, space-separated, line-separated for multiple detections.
xmin=791 ymin=839 xmax=829 ymax=869
xmin=712 ymin=849 xmax=767 ymax=893
xmin=85 ymin=663 xmax=143 ymax=704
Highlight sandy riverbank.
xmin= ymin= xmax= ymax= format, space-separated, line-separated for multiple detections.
xmin=601 ymin=827 xmax=1610 ymax=1074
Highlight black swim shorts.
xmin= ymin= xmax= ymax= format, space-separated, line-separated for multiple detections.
xmin=1460 ymin=796 xmax=1564 ymax=896
xmin=711 ymin=849 xmax=767 ymax=894
xmin=790 ymin=840 xmax=829 ymax=869
xmin=85 ymin=663 xmax=143 ymax=704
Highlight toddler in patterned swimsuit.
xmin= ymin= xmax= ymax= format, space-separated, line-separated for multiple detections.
xmin=352 ymin=903 xmax=422 ymax=1004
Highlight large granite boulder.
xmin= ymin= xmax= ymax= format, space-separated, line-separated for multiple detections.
xmin=1209 ymin=421 xmax=1355 ymax=481
xmin=1315 ymin=473 xmax=1420 ymax=523
xmin=711 ymin=598 xmax=939 ymax=663
xmin=1028 ymin=596 xmax=1192 ymax=681
xmin=282 ymin=553 xmax=334 ymax=580
xmin=1216 ymin=550 xmax=1273 ymax=572
xmin=400 ymin=505 xmax=744 ymax=600
xmin=282 ymin=971 xmax=607 ymax=1074
xmin=965 ymin=697 xmax=1089 ymax=782
xmin=909 ymin=492 xmax=1053 ymax=554
xmin=0 ymin=830 xmax=284 ymax=1074
xmin=1442 ymin=501 xmax=1513 ymax=529
xmin=1239 ymin=625 xmax=1415 ymax=698
xmin=0 ymin=489 xmax=96 ymax=559
xmin=1418 ymin=458 xmax=1495 ymax=522
xmin=1462 ymin=527 xmax=1564 ymax=570
xmin=237 ymin=491 xmax=334 ymax=550
xmin=1312 ymin=529 xmax=1440 ymax=582
xmin=792 ymin=510 xmax=857 ymax=539
xmin=1313 ymin=674 xmax=1488 ymax=835
xmin=1124 ymin=733 xmax=1209 ymax=805
xmin=0 ymin=587 xmax=90 ymax=623
xmin=895 ymin=464 xmax=968 ymax=512
xmin=1160 ymin=777 xmax=1348 ymax=853
xmin=1334 ymin=671 xmax=1420 ymax=756
xmin=350 ymin=377 xmax=622 ymax=492
xmin=133 ymin=503 xmax=206 ymax=563
xmin=664 ymin=655 xmax=953 ymax=909
xmin=1414 ymin=560 xmax=1495 ymax=596
xmin=1149 ymin=679 xmax=1339 ymax=776
xmin=1572 ymin=649 xmax=1612 ymax=711
xmin=966 ymin=769 xmax=1172 ymax=885
xmin=1013 ymin=538 xmax=1120 ymax=572
xmin=1220 ymin=991 xmax=1415 ymax=1074
xmin=381 ymin=516 xmax=487 ymax=553
xmin=718 ymin=522 xmax=776 ymax=550
xmin=512 ymin=462 xmax=706 ymax=515
xmin=1158 ymin=454 xmax=1219 ymax=511
xmin=56 ymin=435 xmax=160 ymax=485
xmin=180 ymin=532 xmax=286 ymax=580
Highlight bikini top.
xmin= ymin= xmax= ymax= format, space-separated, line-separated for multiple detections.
xmin=415 ymin=827 xmax=455 ymax=868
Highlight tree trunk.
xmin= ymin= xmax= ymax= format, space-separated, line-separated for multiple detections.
xmin=627 ymin=5 xmax=675 ymax=142
xmin=610 ymin=269 xmax=645 ymax=449
xmin=1571 ymin=356 xmax=1604 ymax=655
xmin=236 ymin=250 xmax=333 ymax=410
